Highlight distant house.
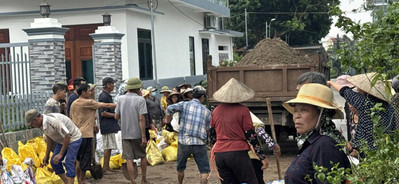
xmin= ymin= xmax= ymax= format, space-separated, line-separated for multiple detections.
xmin=0 ymin=0 xmax=242 ymax=83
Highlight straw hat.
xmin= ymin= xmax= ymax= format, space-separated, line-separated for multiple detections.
xmin=88 ymin=83 xmax=97 ymax=90
xmin=283 ymin=83 xmax=343 ymax=119
xmin=167 ymin=91 xmax=181 ymax=101
xmin=182 ymin=88 xmax=193 ymax=94
xmin=213 ymin=78 xmax=255 ymax=103
xmin=160 ymin=86 xmax=171 ymax=93
xmin=141 ymin=89 xmax=150 ymax=97
xmin=347 ymin=72 xmax=391 ymax=102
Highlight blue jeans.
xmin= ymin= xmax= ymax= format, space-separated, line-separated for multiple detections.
xmin=51 ymin=138 xmax=82 ymax=177
xmin=176 ymin=143 xmax=210 ymax=173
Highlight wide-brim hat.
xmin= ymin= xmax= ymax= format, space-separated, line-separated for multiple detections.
xmin=283 ymin=83 xmax=343 ymax=119
xmin=88 ymin=83 xmax=97 ymax=90
xmin=141 ymin=89 xmax=150 ymax=97
xmin=213 ymin=78 xmax=255 ymax=103
xmin=125 ymin=77 xmax=143 ymax=90
xmin=167 ymin=91 xmax=181 ymax=101
xmin=182 ymin=88 xmax=193 ymax=94
xmin=347 ymin=72 xmax=392 ymax=102
xmin=160 ymin=86 xmax=171 ymax=93
xmin=146 ymin=86 xmax=157 ymax=92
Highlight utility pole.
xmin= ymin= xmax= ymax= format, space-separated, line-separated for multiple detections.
xmin=149 ymin=0 xmax=158 ymax=91
xmin=245 ymin=8 xmax=248 ymax=47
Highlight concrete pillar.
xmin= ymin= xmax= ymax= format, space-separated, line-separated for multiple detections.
xmin=23 ymin=18 xmax=68 ymax=93
xmin=90 ymin=26 xmax=125 ymax=93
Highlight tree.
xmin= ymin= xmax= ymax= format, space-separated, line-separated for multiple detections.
xmin=227 ymin=0 xmax=339 ymax=48
xmin=332 ymin=3 xmax=399 ymax=79
xmin=312 ymin=3 xmax=399 ymax=183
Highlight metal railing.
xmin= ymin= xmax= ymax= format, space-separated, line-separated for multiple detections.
xmin=0 ymin=42 xmax=51 ymax=131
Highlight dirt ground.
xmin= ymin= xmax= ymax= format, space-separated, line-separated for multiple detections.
xmin=88 ymin=154 xmax=295 ymax=184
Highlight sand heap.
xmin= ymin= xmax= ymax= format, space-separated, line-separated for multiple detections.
xmin=236 ymin=38 xmax=311 ymax=66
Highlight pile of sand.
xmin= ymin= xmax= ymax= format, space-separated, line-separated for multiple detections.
xmin=236 ymin=38 xmax=311 ymax=66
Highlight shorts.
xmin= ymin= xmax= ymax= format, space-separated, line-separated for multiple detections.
xmin=102 ymin=133 xmax=117 ymax=150
xmin=76 ymin=138 xmax=93 ymax=171
xmin=214 ymin=150 xmax=258 ymax=184
xmin=51 ymin=138 xmax=82 ymax=178
xmin=122 ymin=139 xmax=146 ymax=160
xmin=176 ymin=143 xmax=210 ymax=174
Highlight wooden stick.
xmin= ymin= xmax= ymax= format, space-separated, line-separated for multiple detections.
xmin=0 ymin=121 xmax=9 ymax=148
xmin=266 ymin=98 xmax=282 ymax=180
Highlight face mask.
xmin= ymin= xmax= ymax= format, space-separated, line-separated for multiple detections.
xmin=152 ymin=92 xmax=156 ymax=96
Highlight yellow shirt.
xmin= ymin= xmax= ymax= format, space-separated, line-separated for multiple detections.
xmin=161 ymin=96 xmax=168 ymax=111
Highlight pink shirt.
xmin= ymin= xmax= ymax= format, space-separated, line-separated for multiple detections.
xmin=210 ymin=103 xmax=254 ymax=152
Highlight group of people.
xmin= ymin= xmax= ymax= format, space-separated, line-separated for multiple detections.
xmin=20 ymin=70 xmax=398 ymax=184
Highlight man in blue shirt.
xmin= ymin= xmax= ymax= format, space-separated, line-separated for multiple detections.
xmin=66 ymin=77 xmax=86 ymax=117
xmin=99 ymin=77 xmax=119 ymax=174
xmin=165 ymin=86 xmax=211 ymax=184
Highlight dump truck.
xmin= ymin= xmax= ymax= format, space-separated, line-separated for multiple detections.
xmin=207 ymin=39 xmax=329 ymax=140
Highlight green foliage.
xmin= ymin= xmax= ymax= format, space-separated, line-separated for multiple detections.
xmin=219 ymin=59 xmax=238 ymax=67
xmin=330 ymin=2 xmax=399 ymax=78
xmin=313 ymin=103 xmax=399 ymax=183
xmin=233 ymin=51 xmax=243 ymax=62
xmin=228 ymin=0 xmax=338 ymax=48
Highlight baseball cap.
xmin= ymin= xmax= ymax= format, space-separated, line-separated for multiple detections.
xmin=102 ymin=77 xmax=118 ymax=86
xmin=25 ymin=109 xmax=40 ymax=127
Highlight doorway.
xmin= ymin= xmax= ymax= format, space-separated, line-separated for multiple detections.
xmin=64 ymin=24 xmax=102 ymax=84
xmin=138 ymin=29 xmax=153 ymax=80
xmin=0 ymin=29 xmax=10 ymax=93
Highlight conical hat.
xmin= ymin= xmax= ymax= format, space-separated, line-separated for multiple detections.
xmin=347 ymin=72 xmax=391 ymax=102
xmin=213 ymin=78 xmax=255 ymax=103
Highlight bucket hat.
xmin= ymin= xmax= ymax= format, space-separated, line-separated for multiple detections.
xmin=160 ymin=86 xmax=171 ymax=93
xmin=283 ymin=83 xmax=343 ymax=119
xmin=213 ymin=78 xmax=255 ymax=103
xmin=347 ymin=72 xmax=391 ymax=102
xmin=125 ymin=77 xmax=143 ymax=90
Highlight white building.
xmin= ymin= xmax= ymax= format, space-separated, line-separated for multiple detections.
xmin=0 ymin=0 xmax=242 ymax=84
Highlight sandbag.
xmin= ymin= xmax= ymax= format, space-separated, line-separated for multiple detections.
xmin=35 ymin=167 xmax=53 ymax=184
xmin=99 ymin=154 xmax=125 ymax=170
xmin=148 ymin=130 xmax=157 ymax=140
xmin=0 ymin=159 xmax=13 ymax=184
xmin=146 ymin=140 xmax=165 ymax=166
xmin=2 ymin=148 xmax=21 ymax=172
xmin=161 ymin=141 xmax=178 ymax=162
xmin=18 ymin=141 xmax=41 ymax=168
xmin=162 ymin=130 xmax=178 ymax=145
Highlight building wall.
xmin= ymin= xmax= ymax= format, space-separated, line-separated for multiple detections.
xmin=0 ymin=0 xmax=235 ymax=81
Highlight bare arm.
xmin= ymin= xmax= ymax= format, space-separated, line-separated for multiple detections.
xmin=101 ymin=111 xmax=115 ymax=118
xmin=164 ymin=114 xmax=172 ymax=124
xmin=139 ymin=114 xmax=147 ymax=146
xmin=114 ymin=114 xmax=120 ymax=120
xmin=43 ymin=136 xmax=54 ymax=166
xmin=101 ymin=103 xmax=117 ymax=109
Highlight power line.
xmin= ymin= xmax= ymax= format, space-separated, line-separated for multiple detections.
xmin=248 ymin=11 xmax=329 ymax=15
xmin=168 ymin=0 xmax=203 ymax=26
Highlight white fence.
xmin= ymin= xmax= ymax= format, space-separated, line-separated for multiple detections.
xmin=0 ymin=42 xmax=51 ymax=131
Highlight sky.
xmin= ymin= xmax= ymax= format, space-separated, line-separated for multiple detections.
xmin=322 ymin=0 xmax=373 ymax=44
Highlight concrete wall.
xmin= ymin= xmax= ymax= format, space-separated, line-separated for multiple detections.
xmin=2 ymin=128 xmax=42 ymax=153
